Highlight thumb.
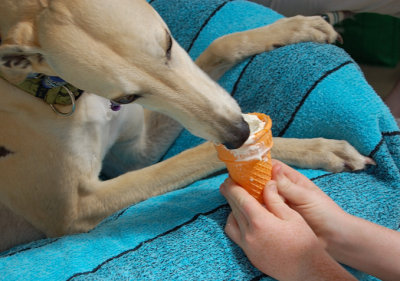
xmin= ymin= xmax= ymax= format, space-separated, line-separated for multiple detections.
xmin=264 ymin=181 xmax=297 ymax=220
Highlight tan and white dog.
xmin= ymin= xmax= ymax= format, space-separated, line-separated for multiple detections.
xmin=0 ymin=0 xmax=373 ymax=252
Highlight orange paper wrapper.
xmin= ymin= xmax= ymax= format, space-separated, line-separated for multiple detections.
xmin=215 ymin=113 xmax=273 ymax=203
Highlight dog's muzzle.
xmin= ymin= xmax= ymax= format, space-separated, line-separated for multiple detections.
xmin=222 ymin=117 xmax=250 ymax=149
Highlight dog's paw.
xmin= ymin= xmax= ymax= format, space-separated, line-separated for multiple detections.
xmin=311 ymin=139 xmax=375 ymax=173
xmin=274 ymin=15 xmax=341 ymax=45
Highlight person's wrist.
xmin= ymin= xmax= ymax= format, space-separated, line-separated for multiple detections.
xmin=297 ymin=245 xmax=331 ymax=280
xmin=278 ymin=240 xmax=326 ymax=281
xmin=323 ymin=212 xmax=356 ymax=258
xmin=291 ymin=244 xmax=355 ymax=281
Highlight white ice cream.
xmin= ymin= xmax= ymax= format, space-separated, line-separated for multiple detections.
xmin=227 ymin=114 xmax=271 ymax=161
xmin=242 ymin=114 xmax=265 ymax=145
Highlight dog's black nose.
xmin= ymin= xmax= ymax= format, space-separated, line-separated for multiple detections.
xmin=223 ymin=118 xmax=250 ymax=149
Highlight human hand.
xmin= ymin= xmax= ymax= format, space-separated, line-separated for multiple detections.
xmin=271 ymin=160 xmax=350 ymax=248
xmin=220 ymin=177 xmax=353 ymax=281
xmin=272 ymin=160 xmax=400 ymax=281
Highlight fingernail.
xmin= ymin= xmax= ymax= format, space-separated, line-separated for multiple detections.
xmin=272 ymin=163 xmax=282 ymax=180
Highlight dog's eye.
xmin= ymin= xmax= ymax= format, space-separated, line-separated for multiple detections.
xmin=112 ymin=94 xmax=140 ymax=104
xmin=166 ymin=33 xmax=173 ymax=60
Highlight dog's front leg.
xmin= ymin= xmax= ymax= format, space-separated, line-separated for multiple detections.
xmin=271 ymin=137 xmax=375 ymax=172
xmin=196 ymin=16 xmax=339 ymax=80
xmin=69 ymin=142 xmax=224 ymax=234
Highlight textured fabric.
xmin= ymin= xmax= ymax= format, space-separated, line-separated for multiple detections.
xmin=1 ymin=1 xmax=399 ymax=280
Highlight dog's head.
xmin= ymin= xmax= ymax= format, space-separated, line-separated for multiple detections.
xmin=0 ymin=0 xmax=249 ymax=149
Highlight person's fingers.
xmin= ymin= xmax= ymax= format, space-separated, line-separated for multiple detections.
xmin=272 ymin=160 xmax=317 ymax=190
xmin=220 ymin=179 xmax=249 ymax=229
xmin=263 ymin=180 xmax=298 ymax=220
xmin=221 ymin=177 xmax=272 ymax=224
xmin=224 ymin=213 xmax=242 ymax=245
xmin=272 ymin=162 xmax=317 ymax=206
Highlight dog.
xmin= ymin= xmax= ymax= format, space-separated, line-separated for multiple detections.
xmin=0 ymin=0 xmax=374 ymax=252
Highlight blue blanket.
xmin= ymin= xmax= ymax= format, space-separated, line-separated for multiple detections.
xmin=1 ymin=1 xmax=399 ymax=280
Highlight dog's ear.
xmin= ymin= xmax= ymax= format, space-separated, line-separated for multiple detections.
xmin=0 ymin=21 xmax=45 ymax=84
xmin=0 ymin=45 xmax=43 ymax=84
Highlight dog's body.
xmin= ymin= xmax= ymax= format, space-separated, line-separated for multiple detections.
xmin=0 ymin=0 xmax=373 ymax=252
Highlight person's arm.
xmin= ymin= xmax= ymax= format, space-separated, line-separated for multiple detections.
xmin=220 ymin=178 xmax=356 ymax=281
xmin=326 ymin=214 xmax=400 ymax=281
xmin=272 ymin=160 xmax=400 ymax=281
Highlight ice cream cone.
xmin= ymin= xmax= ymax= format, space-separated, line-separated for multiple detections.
xmin=215 ymin=113 xmax=273 ymax=203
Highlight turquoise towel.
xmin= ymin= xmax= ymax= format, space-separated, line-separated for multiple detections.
xmin=1 ymin=1 xmax=399 ymax=280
